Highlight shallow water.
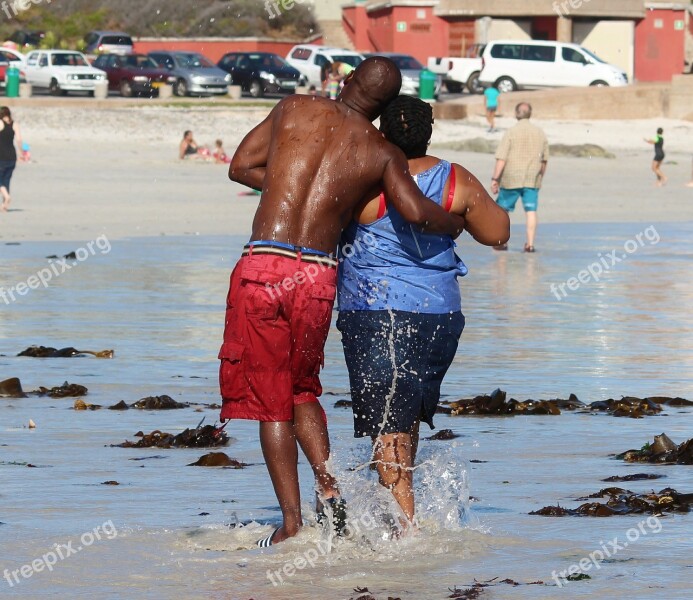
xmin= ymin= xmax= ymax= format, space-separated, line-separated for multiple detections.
xmin=1 ymin=222 xmax=692 ymax=599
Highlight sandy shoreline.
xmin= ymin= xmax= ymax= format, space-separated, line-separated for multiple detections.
xmin=0 ymin=105 xmax=691 ymax=243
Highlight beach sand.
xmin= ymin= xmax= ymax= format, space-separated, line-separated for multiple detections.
xmin=1 ymin=105 xmax=692 ymax=243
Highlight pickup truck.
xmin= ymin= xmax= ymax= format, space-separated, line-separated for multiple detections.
xmin=427 ymin=44 xmax=485 ymax=94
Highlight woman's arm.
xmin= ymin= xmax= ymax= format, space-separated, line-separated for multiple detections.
xmin=179 ymin=140 xmax=187 ymax=159
xmin=451 ymin=163 xmax=510 ymax=246
xmin=14 ymin=122 xmax=23 ymax=158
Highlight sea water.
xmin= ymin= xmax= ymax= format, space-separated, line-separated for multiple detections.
xmin=1 ymin=222 xmax=691 ymax=599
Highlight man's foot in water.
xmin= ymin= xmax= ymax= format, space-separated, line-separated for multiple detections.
xmin=316 ymin=497 xmax=348 ymax=536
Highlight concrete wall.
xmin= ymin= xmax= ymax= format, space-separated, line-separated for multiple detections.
xmin=132 ymin=37 xmax=323 ymax=63
xmin=573 ymin=20 xmax=635 ymax=81
xmin=435 ymin=0 xmax=646 ymax=18
xmin=312 ymin=0 xmax=345 ymax=21
xmin=436 ymin=81 xmax=693 ymax=121
xmin=486 ymin=19 xmax=532 ymax=41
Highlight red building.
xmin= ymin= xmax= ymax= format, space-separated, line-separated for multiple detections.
xmin=341 ymin=0 xmax=693 ymax=82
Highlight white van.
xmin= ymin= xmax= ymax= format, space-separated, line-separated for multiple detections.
xmin=479 ymin=40 xmax=628 ymax=92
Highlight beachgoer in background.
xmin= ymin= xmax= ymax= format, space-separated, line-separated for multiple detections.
xmin=213 ymin=139 xmax=231 ymax=164
xmin=20 ymin=142 xmax=30 ymax=162
xmin=179 ymin=130 xmax=210 ymax=160
xmin=320 ymin=60 xmax=332 ymax=97
xmin=491 ymin=102 xmax=548 ymax=253
xmin=327 ymin=62 xmax=342 ymax=100
xmin=221 ymin=58 xmax=464 ymax=547
xmin=644 ymin=128 xmax=666 ymax=187
xmin=0 ymin=106 xmax=22 ymax=212
xmin=484 ymin=84 xmax=500 ymax=133
xmin=338 ymin=96 xmax=509 ymax=528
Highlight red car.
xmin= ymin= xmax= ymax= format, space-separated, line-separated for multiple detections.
xmin=92 ymin=53 xmax=175 ymax=96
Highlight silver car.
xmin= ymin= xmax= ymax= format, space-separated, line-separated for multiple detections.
xmin=148 ymin=51 xmax=231 ymax=96
xmin=366 ymin=52 xmax=443 ymax=99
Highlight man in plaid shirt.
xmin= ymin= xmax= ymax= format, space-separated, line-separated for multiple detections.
xmin=490 ymin=102 xmax=548 ymax=253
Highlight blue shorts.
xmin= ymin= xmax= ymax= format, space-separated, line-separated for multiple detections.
xmin=337 ymin=310 xmax=464 ymax=437
xmin=497 ymin=187 xmax=539 ymax=212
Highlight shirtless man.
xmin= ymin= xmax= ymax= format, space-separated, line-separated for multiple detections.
xmin=220 ymin=58 xmax=465 ymax=546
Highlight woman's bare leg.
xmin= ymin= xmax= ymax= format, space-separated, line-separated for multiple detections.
xmin=372 ymin=433 xmax=415 ymax=525
xmin=0 ymin=186 xmax=10 ymax=211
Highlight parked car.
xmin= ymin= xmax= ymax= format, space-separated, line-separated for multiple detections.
xmin=218 ymin=52 xmax=304 ymax=97
xmin=366 ymin=52 xmax=442 ymax=99
xmin=84 ymin=31 xmax=133 ymax=55
xmin=0 ymin=63 xmax=27 ymax=90
xmin=0 ymin=49 xmax=26 ymax=90
xmin=92 ymin=53 xmax=176 ymax=97
xmin=24 ymin=50 xmax=107 ymax=95
xmin=148 ymin=51 xmax=230 ymax=96
xmin=8 ymin=30 xmax=45 ymax=48
xmin=479 ymin=40 xmax=628 ymax=92
xmin=0 ymin=47 xmax=25 ymax=67
xmin=285 ymin=44 xmax=364 ymax=88
xmin=427 ymin=43 xmax=485 ymax=94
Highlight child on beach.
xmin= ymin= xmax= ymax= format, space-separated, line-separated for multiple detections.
xmin=484 ymin=84 xmax=500 ymax=133
xmin=213 ymin=139 xmax=231 ymax=164
xmin=644 ymin=127 xmax=667 ymax=187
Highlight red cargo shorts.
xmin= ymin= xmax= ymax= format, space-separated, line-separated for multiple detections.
xmin=219 ymin=249 xmax=337 ymax=422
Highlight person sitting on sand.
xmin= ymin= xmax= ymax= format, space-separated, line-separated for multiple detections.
xmin=179 ymin=130 xmax=210 ymax=160
xmin=221 ymin=58 xmax=464 ymax=547
xmin=338 ymin=95 xmax=509 ymax=530
xmin=644 ymin=127 xmax=667 ymax=187
xmin=213 ymin=139 xmax=231 ymax=164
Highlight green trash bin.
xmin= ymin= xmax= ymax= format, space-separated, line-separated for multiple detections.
xmin=419 ymin=68 xmax=436 ymax=101
xmin=5 ymin=65 xmax=20 ymax=98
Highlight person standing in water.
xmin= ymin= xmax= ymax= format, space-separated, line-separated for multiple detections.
xmin=644 ymin=128 xmax=666 ymax=187
xmin=0 ymin=107 xmax=22 ymax=212
xmin=221 ymin=58 xmax=465 ymax=547
xmin=491 ymin=102 xmax=548 ymax=253
xmin=338 ymin=96 xmax=509 ymax=528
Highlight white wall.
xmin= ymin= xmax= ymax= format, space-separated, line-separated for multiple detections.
xmin=311 ymin=0 xmax=344 ymax=21
xmin=486 ymin=19 xmax=532 ymax=41
xmin=573 ymin=20 xmax=634 ymax=80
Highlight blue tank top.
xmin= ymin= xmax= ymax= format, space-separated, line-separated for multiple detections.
xmin=338 ymin=160 xmax=467 ymax=314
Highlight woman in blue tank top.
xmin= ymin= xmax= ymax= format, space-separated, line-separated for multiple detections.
xmin=337 ymin=95 xmax=509 ymax=528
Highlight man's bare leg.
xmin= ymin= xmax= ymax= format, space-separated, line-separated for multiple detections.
xmin=372 ymin=433 xmax=415 ymax=524
xmin=259 ymin=421 xmax=302 ymax=544
xmin=526 ymin=211 xmax=537 ymax=248
xmin=293 ymin=402 xmax=340 ymax=499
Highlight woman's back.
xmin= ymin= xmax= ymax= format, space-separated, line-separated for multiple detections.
xmin=0 ymin=120 xmax=16 ymax=162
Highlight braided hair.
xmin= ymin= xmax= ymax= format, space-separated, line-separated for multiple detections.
xmin=379 ymin=95 xmax=433 ymax=159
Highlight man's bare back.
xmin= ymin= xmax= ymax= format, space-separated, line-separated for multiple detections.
xmin=229 ymin=59 xmax=464 ymax=253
